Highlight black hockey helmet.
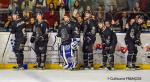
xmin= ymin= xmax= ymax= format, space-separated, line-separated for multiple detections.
xmin=11 ymin=9 xmax=23 ymax=18
xmin=36 ymin=10 xmax=43 ymax=16
xmin=139 ymin=15 xmax=144 ymax=20
xmin=11 ymin=10 xmax=19 ymax=16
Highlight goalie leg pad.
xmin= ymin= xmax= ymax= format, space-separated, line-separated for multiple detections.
xmin=60 ymin=44 xmax=75 ymax=69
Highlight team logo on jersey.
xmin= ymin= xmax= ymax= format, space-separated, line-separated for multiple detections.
xmin=130 ymin=29 xmax=135 ymax=39
xmin=41 ymin=24 xmax=43 ymax=27
xmin=17 ymin=21 xmax=25 ymax=27
xmin=68 ymin=24 xmax=71 ymax=27
xmin=106 ymin=36 xmax=111 ymax=44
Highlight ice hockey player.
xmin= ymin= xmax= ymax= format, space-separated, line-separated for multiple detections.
xmin=125 ymin=16 xmax=143 ymax=70
xmin=82 ymin=11 xmax=96 ymax=70
xmin=30 ymin=11 xmax=48 ymax=69
xmin=57 ymin=13 xmax=80 ymax=70
xmin=98 ymin=20 xmax=117 ymax=70
xmin=11 ymin=11 xmax=27 ymax=70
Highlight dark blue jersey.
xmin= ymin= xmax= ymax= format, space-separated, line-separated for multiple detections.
xmin=125 ymin=23 xmax=142 ymax=45
xmin=57 ymin=21 xmax=80 ymax=45
xmin=11 ymin=19 xmax=27 ymax=43
xmin=83 ymin=19 xmax=96 ymax=44
xmin=99 ymin=28 xmax=117 ymax=47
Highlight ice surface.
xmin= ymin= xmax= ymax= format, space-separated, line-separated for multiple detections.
xmin=0 ymin=70 xmax=149 ymax=82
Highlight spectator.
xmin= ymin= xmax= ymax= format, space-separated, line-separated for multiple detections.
xmin=95 ymin=5 xmax=104 ymax=22
xmin=8 ymin=1 xmax=19 ymax=14
xmin=47 ymin=0 xmax=60 ymax=8
xmin=104 ymin=0 xmax=117 ymax=13
xmin=140 ymin=16 xmax=150 ymax=32
xmin=91 ymin=0 xmax=101 ymax=11
xmin=76 ymin=16 xmax=84 ymax=32
xmin=33 ymin=0 xmax=46 ymax=14
xmin=22 ymin=0 xmax=34 ymax=22
xmin=79 ymin=0 xmax=90 ymax=11
xmin=70 ymin=0 xmax=83 ymax=21
xmin=68 ymin=0 xmax=76 ymax=9
xmin=44 ymin=3 xmax=58 ymax=31
xmin=36 ymin=0 xmax=46 ymax=8
xmin=105 ymin=5 xmax=117 ymax=22
xmin=53 ymin=21 xmax=59 ymax=32
xmin=83 ymin=5 xmax=92 ymax=15
xmin=22 ymin=0 xmax=35 ymax=12
xmin=0 ymin=13 xmax=7 ymax=30
xmin=56 ymin=1 xmax=69 ymax=23
xmin=4 ymin=15 xmax=12 ymax=32
xmin=26 ymin=17 xmax=35 ymax=32
xmin=146 ymin=0 xmax=150 ymax=13
xmin=139 ymin=0 xmax=148 ymax=12
xmin=116 ymin=0 xmax=128 ymax=10
xmin=127 ymin=0 xmax=139 ymax=11
xmin=146 ymin=19 xmax=150 ymax=30
xmin=133 ymin=1 xmax=141 ymax=13
xmin=119 ymin=11 xmax=129 ymax=32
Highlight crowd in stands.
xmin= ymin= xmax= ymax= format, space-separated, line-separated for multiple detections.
xmin=0 ymin=0 xmax=150 ymax=32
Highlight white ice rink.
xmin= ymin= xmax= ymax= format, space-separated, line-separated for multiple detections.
xmin=0 ymin=70 xmax=150 ymax=82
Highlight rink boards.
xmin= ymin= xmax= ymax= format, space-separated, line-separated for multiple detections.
xmin=0 ymin=32 xmax=150 ymax=70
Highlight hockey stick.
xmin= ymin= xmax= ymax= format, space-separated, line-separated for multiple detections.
xmin=140 ymin=44 xmax=144 ymax=49
xmin=2 ymin=32 xmax=11 ymax=64
xmin=51 ymin=35 xmax=57 ymax=50
xmin=52 ymin=34 xmax=62 ymax=64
